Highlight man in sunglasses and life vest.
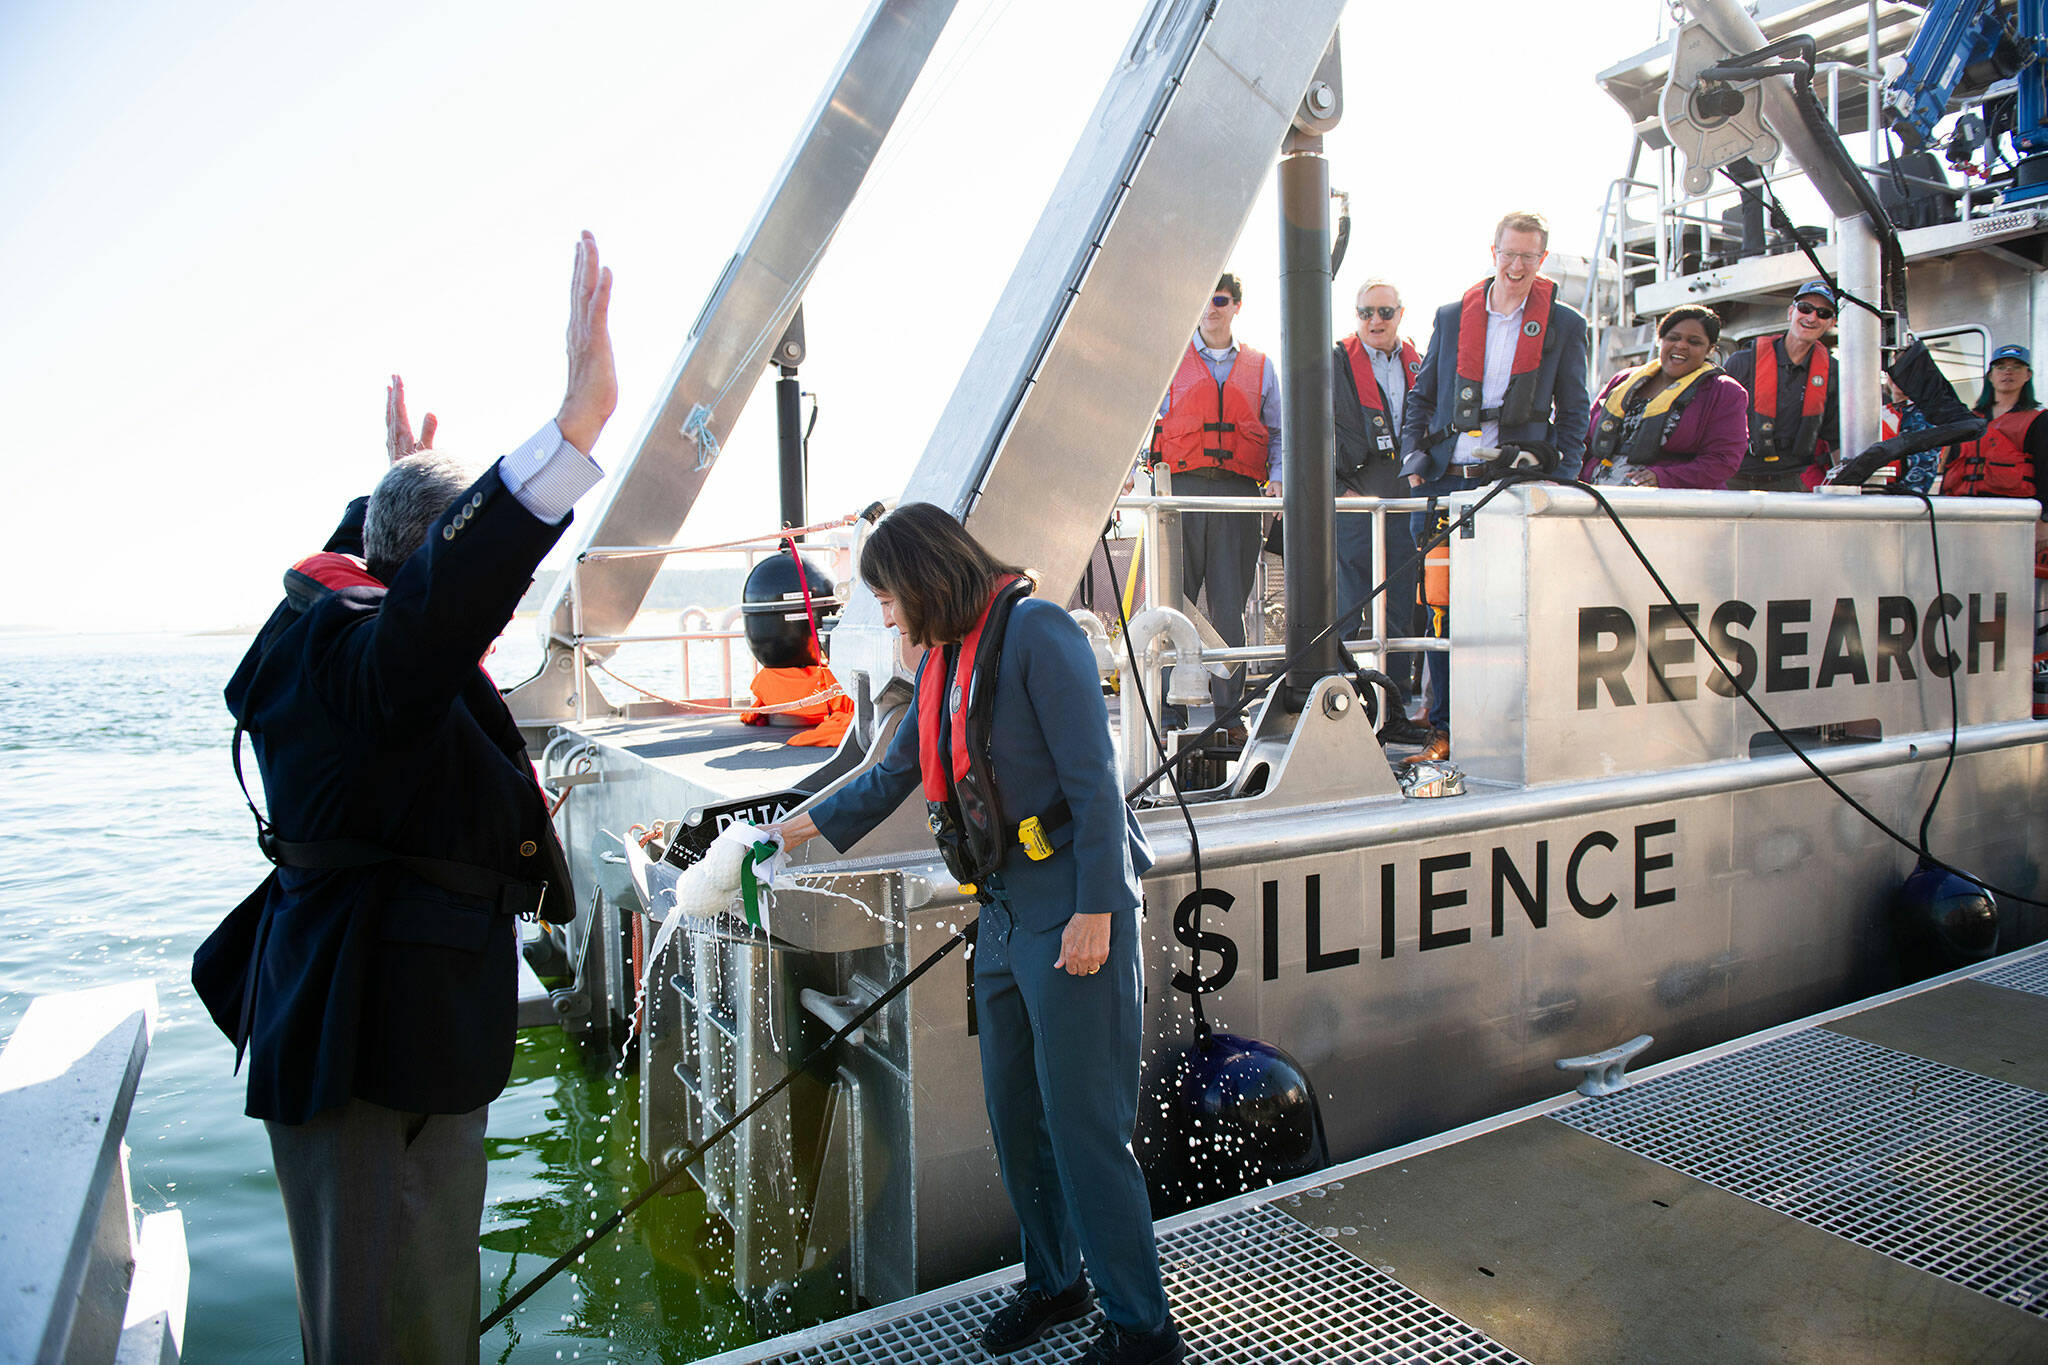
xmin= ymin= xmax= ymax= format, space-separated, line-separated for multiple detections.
xmin=1723 ymin=280 xmax=1841 ymax=491
xmin=1331 ymin=277 xmax=1423 ymax=697
xmin=1143 ymin=273 xmax=1283 ymax=729
xmin=1399 ymin=211 xmax=1590 ymax=759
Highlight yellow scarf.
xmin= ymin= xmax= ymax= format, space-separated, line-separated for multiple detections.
xmin=1602 ymin=360 xmax=1721 ymax=420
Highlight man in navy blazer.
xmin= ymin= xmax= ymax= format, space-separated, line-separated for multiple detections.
xmin=1398 ymin=211 xmax=1589 ymax=749
xmin=194 ymin=234 xmax=617 ymax=1362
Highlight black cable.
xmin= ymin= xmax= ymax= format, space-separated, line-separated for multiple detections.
xmin=1124 ymin=470 xmax=2041 ymax=910
xmin=1907 ymin=488 xmax=1962 ymax=858
xmin=479 ymin=918 xmax=974 ymax=1336
xmin=1102 ymin=531 xmax=1210 ymax=1035
xmin=488 ymin=470 xmax=2036 ymax=1332
xmin=1718 ymin=164 xmax=1885 ymax=322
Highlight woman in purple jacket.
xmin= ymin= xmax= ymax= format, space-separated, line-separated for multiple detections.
xmin=1580 ymin=305 xmax=1749 ymax=490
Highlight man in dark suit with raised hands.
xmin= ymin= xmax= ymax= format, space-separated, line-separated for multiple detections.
xmin=197 ymin=232 xmax=617 ymax=1363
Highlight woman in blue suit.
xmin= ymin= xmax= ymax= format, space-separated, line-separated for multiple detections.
xmin=776 ymin=503 xmax=1181 ymax=1365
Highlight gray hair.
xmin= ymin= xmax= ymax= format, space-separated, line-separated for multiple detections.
xmin=1356 ymin=277 xmax=1402 ymax=307
xmin=364 ymin=451 xmax=487 ymax=578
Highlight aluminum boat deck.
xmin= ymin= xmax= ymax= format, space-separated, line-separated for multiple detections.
xmin=699 ymin=943 xmax=2048 ymax=1363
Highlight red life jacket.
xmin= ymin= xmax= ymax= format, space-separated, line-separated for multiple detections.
xmin=1944 ymin=409 xmax=2040 ymax=499
xmin=1749 ymin=335 xmax=1831 ymax=466
xmin=916 ymin=575 xmax=1033 ymax=891
xmin=1339 ymin=334 xmax=1421 ymax=466
xmin=284 ymin=552 xmax=383 ymax=608
xmin=1448 ymin=276 xmax=1556 ymax=435
xmin=1152 ymin=341 xmax=1272 ymax=481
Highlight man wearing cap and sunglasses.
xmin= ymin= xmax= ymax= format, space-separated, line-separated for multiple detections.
xmin=1724 ymin=280 xmax=1842 ymax=492
xmin=1144 ymin=273 xmax=1284 ymax=725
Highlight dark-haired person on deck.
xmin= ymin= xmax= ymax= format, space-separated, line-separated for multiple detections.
xmin=1579 ymin=305 xmax=1748 ymax=490
xmin=1940 ymin=344 xmax=2045 ymax=502
xmin=773 ymin=504 xmax=1179 ymax=1365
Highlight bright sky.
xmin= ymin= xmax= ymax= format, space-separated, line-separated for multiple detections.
xmin=0 ymin=0 xmax=1658 ymax=634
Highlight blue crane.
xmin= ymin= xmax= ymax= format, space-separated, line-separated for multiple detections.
xmin=1882 ymin=0 xmax=2048 ymax=203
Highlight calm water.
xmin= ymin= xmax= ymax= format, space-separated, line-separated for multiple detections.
xmin=0 ymin=630 xmax=757 ymax=1362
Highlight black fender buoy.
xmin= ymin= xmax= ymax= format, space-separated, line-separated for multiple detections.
xmin=1893 ymin=860 xmax=1999 ymax=980
xmin=1136 ymin=1030 xmax=1329 ymax=1215
xmin=742 ymin=549 xmax=841 ymax=669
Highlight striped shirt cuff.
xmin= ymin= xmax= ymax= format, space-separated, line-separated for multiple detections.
xmin=497 ymin=421 xmax=603 ymax=525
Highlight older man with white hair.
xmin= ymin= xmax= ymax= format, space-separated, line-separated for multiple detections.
xmin=1331 ymin=276 xmax=1423 ymax=693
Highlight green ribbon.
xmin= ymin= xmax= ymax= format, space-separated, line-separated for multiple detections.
xmin=738 ymin=840 xmax=780 ymax=927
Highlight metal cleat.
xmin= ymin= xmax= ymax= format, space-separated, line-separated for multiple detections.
xmin=1557 ymin=1034 xmax=1653 ymax=1096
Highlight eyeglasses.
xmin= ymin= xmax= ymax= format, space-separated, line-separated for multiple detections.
xmin=1356 ymin=305 xmax=1400 ymax=320
xmin=1210 ymin=294 xmax=1237 ymax=308
xmin=1794 ymin=300 xmax=1835 ymax=320
xmin=1494 ymin=250 xmax=1544 ymax=266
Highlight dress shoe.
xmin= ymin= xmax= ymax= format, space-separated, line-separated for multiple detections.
xmin=1397 ymin=729 xmax=1449 ymax=764
xmin=1076 ymin=1317 xmax=1187 ymax=1364
xmin=1377 ymin=713 xmax=1436 ymax=748
xmin=980 ymin=1276 xmax=1092 ymax=1354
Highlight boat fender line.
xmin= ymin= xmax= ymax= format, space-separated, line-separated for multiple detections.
xmin=479 ymin=918 xmax=976 ymax=1337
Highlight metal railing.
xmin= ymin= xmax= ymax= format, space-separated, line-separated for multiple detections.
xmin=553 ymin=517 xmax=863 ymax=722
xmin=549 ymin=489 xmax=1454 ymax=735
xmin=1113 ymin=487 xmax=1448 ymax=671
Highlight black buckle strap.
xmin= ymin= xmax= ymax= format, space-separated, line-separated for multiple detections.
xmin=237 ymin=725 xmax=546 ymax=921
xmin=260 ymin=831 xmax=548 ymax=920
xmin=1201 ymin=421 xmax=1237 ymax=433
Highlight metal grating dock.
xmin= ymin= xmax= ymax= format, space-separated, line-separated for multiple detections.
xmin=710 ymin=948 xmax=2048 ymax=1363
xmin=739 ymin=1203 xmax=1523 ymax=1364
xmin=1554 ymin=1027 xmax=2048 ymax=1316
xmin=1979 ymin=952 xmax=2048 ymax=998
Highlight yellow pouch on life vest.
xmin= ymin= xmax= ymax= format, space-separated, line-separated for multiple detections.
xmin=1018 ymin=815 xmax=1054 ymax=862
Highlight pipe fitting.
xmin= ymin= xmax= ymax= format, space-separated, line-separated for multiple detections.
xmin=1069 ymin=610 xmax=1117 ymax=677
xmin=1125 ymin=607 xmax=1212 ymax=706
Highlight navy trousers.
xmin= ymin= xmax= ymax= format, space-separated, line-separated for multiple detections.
xmin=1335 ymin=475 xmax=1419 ymax=692
xmin=1174 ymin=468 xmax=1263 ymax=715
xmin=975 ymin=886 xmax=1168 ymax=1334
